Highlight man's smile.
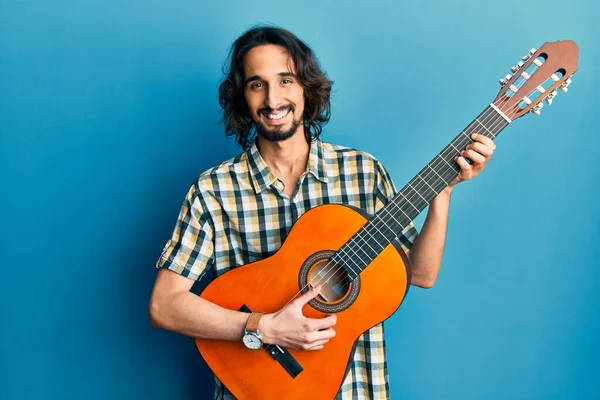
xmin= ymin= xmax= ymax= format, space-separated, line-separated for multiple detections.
xmin=261 ymin=108 xmax=292 ymax=126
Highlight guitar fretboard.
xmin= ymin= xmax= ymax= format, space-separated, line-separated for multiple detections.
xmin=333 ymin=105 xmax=511 ymax=279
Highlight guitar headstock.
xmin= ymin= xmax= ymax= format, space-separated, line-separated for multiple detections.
xmin=493 ymin=40 xmax=579 ymax=121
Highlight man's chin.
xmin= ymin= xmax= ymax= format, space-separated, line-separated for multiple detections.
xmin=258 ymin=131 xmax=295 ymax=142
xmin=256 ymin=120 xmax=301 ymax=142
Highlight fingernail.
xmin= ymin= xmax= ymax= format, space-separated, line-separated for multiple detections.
xmin=471 ymin=133 xmax=477 ymax=139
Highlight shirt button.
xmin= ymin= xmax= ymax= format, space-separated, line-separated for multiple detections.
xmin=277 ymin=182 xmax=284 ymax=190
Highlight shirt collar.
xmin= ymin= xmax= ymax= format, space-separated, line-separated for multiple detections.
xmin=247 ymin=138 xmax=329 ymax=194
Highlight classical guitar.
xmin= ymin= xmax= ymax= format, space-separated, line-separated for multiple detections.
xmin=195 ymin=40 xmax=579 ymax=399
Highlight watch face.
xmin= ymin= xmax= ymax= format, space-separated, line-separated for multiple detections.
xmin=242 ymin=333 xmax=262 ymax=350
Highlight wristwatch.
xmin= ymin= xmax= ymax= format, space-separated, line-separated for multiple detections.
xmin=242 ymin=312 xmax=264 ymax=350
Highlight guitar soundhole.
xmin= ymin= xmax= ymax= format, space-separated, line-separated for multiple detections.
xmin=308 ymin=260 xmax=351 ymax=303
xmin=298 ymin=250 xmax=360 ymax=313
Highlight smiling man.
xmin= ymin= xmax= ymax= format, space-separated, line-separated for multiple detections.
xmin=149 ymin=25 xmax=496 ymax=399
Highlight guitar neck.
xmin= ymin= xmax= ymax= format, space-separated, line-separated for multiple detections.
xmin=333 ymin=105 xmax=511 ymax=278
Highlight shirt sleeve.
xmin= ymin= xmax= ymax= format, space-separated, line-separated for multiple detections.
xmin=155 ymin=183 xmax=215 ymax=281
xmin=374 ymin=159 xmax=419 ymax=253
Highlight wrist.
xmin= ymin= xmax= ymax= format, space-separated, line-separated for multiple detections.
xmin=257 ymin=313 xmax=276 ymax=345
xmin=441 ymin=185 xmax=454 ymax=196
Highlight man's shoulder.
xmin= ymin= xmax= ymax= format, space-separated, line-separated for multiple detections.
xmin=193 ymin=151 xmax=249 ymax=190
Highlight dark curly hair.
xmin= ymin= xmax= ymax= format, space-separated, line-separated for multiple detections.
xmin=218 ymin=25 xmax=333 ymax=150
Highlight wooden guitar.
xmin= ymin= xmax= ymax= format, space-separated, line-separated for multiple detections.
xmin=195 ymin=40 xmax=579 ymax=399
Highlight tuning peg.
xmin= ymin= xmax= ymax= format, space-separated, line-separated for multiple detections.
xmin=545 ymin=90 xmax=558 ymax=106
xmin=511 ymin=61 xmax=526 ymax=72
xmin=561 ymin=78 xmax=572 ymax=90
xmin=522 ymin=48 xmax=537 ymax=61
xmin=531 ymin=103 xmax=544 ymax=116
xmin=499 ymin=74 xmax=511 ymax=86
xmin=559 ymin=86 xmax=568 ymax=93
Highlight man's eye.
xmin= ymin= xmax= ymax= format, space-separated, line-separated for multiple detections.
xmin=282 ymin=79 xmax=293 ymax=84
xmin=251 ymin=82 xmax=264 ymax=89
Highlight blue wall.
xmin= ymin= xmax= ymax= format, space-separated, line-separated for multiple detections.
xmin=2 ymin=1 xmax=599 ymax=399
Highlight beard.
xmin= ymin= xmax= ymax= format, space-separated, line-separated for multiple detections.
xmin=254 ymin=105 xmax=302 ymax=142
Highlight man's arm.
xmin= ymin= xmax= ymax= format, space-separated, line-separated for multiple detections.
xmin=407 ymin=133 xmax=496 ymax=288
xmin=149 ymin=268 xmax=250 ymax=340
xmin=149 ymin=269 xmax=337 ymax=350
xmin=407 ymin=187 xmax=452 ymax=288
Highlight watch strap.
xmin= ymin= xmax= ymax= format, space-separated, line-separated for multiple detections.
xmin=245 ymin=312 xmax=264 ymax=333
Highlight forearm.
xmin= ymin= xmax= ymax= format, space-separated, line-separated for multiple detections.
xmin=150 ymin=290 xmax=248 ymax=341
xmin=408 ymin=186 xmax=452 ymax=288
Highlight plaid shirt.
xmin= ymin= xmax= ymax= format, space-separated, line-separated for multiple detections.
xmin=156 ymin=138 xmax=419 ymax=399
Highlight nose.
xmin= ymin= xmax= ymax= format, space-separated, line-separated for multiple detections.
xmin=266 ymin=85 xmax=284 ymax=110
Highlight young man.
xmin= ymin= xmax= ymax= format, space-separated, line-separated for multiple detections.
xmin=149 ymin=26 xmax=495 ymax=399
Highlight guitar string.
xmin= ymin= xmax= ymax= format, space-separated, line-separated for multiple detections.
xmin=304 ymin=109 xmax=505 ymax=299
xmin=279 ymin=58 xmax=545 ymax=311
xmin=320 ymin=60 xmax=553 ymax=293
xmin=314 ymin=78 xmax=538 ymax=293
xmin=294 ymin=63 xmax=539 ymax=306
xmin=297 ymin=71 xmax=536 ymax=300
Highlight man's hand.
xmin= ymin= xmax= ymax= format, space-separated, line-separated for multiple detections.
xmin=448 ymin=133 xmax=496 ymax=188
xmin=258 ymin=286 xmax=337 ymax=351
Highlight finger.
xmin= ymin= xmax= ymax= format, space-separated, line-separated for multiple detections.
xmin=471 ymin=133 xmax=496 ymax=150
xmin=466 ymin=142 xmax=494 ymax=158
xmin=304 ymin=344 xmax=324 ymax=351
xmin=455 ymin=156 xmax=473 ymax=171
xmin=306 ymin=314 xmax=337 ymax=331
xmin=304 ymin=338 xmax=330 ymax=350
xmin=293 ymin=285 xmax=321 ymax=307
xmin=461 ymin=149 xmax=486 ymax=165
xmin=304 ymin=328 xmax=336 ymax=344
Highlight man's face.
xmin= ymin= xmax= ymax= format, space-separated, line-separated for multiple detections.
xmin=243 ymin=44 xmax=305 ymax=142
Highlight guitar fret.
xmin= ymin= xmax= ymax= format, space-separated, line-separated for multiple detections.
xmin=398 ymin=191 xmax=420 ymax=213
xmin=448 ymin=141 xmax=461 ymax=153
xmin=380 ymin=206 xmax=402 ymax=227
xmin=460 ymin=130 xmax=473 ymax=142
xmin=475 ymin=118 xmax=496 ymax=138
xmin=385 ymin=199 xmax=412 ymax=224
xmin=407 ymin=181 xmax=428 ymax=203
xmin=437 ymin=154 xmax=458 ymax=171
xmin=416 ymin=173 xmax=437 ymax=194
xmin=427 ymin=164 xmax=449 ymax=185
xmin=338 ymin=105 xmax=510 ymax=275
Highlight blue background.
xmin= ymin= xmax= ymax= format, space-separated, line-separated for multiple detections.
xmin=1 ymin=0 xmax=598 ymax=399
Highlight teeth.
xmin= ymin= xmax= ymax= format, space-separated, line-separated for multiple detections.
xmin=267 ymin=110 xmax=289 ymax=120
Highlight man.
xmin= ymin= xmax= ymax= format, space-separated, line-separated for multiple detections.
xmin=149 ymin=25 xmax=495 ymax=399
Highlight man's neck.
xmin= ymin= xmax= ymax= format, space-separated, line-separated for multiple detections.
xmin=256 ymin=130 xmax=310 ymax=177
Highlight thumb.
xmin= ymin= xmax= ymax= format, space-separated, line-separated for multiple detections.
xmin=293 ymin=285 xmax=321 ymax=307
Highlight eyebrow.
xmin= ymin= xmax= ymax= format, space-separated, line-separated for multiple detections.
xmin=245 ymin=72 xmax=296 ymax=85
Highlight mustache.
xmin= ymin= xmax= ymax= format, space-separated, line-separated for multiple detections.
xmin=258 ymin=105 xmax=295 ymax=116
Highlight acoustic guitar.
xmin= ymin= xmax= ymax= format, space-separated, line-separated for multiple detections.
xmin=195 ymin=40 xmax=579 ymax=399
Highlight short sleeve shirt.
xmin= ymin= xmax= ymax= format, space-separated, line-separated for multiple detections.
xmin=156 ymin=139 xmax=419 ymax=399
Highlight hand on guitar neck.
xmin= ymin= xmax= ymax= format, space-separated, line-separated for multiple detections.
xmin=259 ymin=285 xmax=337 ymax=351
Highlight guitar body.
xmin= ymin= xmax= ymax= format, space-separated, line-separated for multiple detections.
xmin=195 ymin=204 xmax=410 ymax=399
